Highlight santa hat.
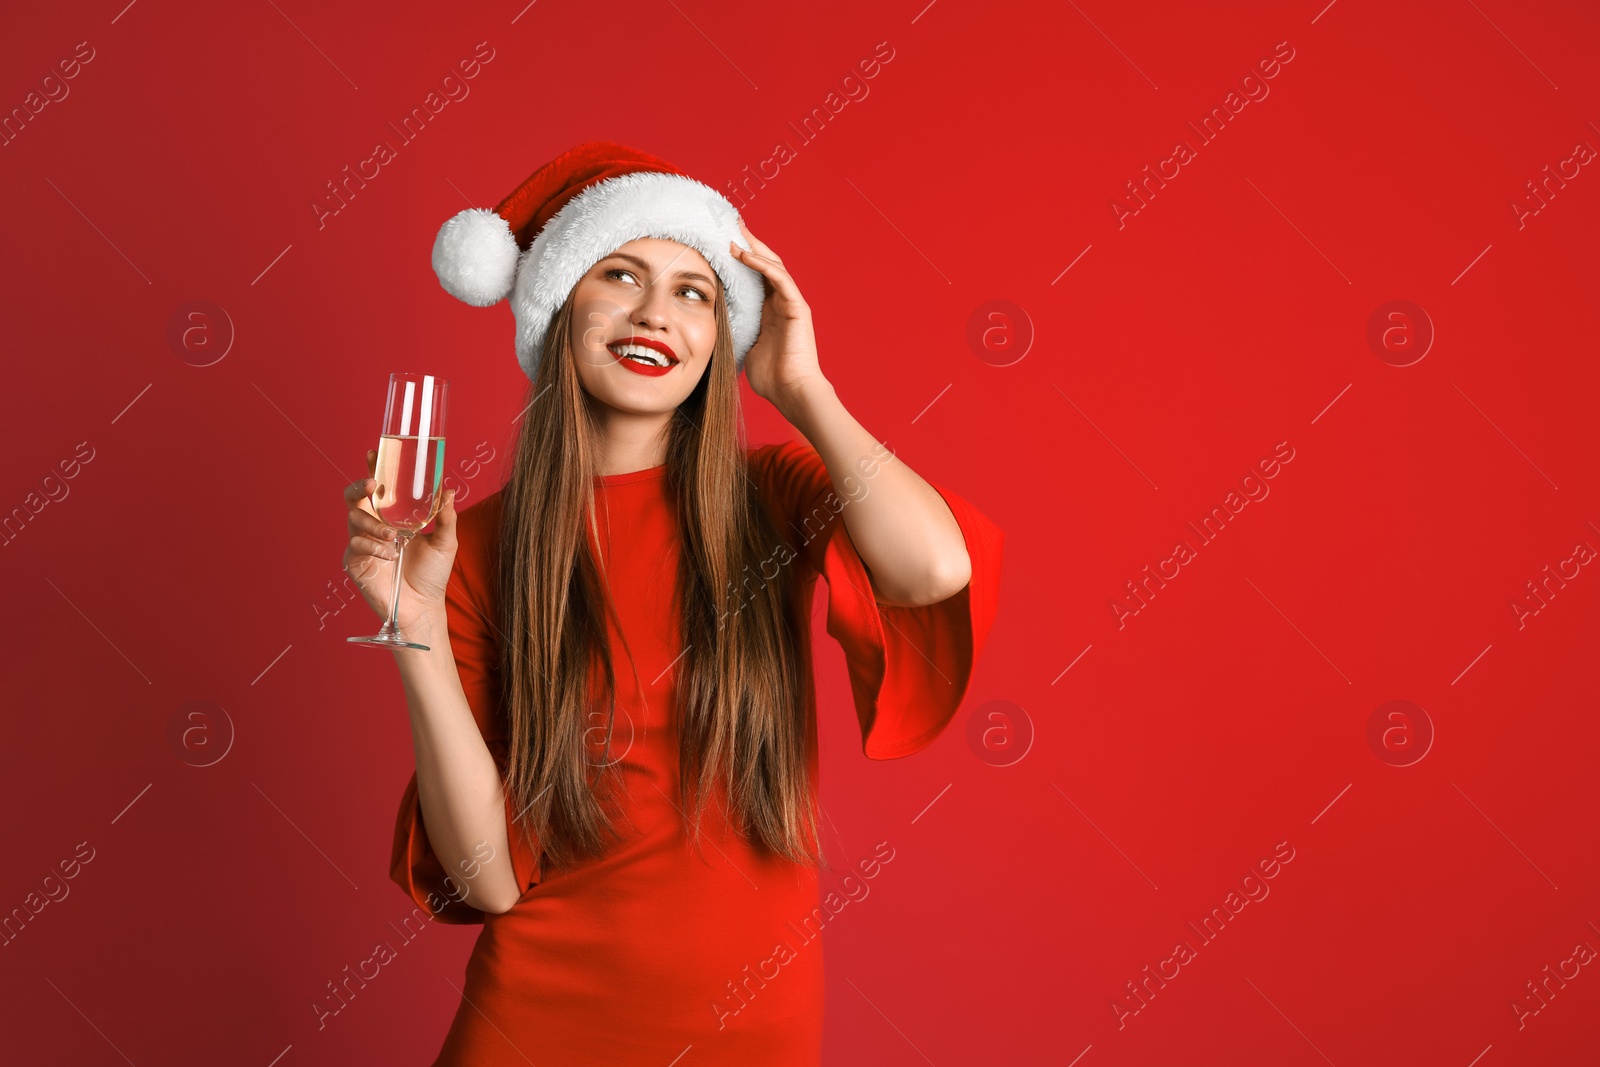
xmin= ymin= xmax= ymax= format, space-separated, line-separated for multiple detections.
xmin=430 ymin=141 xmax=765 ymax=384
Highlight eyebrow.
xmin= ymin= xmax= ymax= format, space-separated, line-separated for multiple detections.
xmin=600 ymin=252 xmax=717 ymax=288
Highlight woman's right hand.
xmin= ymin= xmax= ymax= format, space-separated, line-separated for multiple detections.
xmin=343 ymin=448 xmax=459 ymax=630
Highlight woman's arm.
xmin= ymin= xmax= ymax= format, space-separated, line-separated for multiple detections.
xmin=777 ymin=380 xmax=971 ymax=608
xmin=342 ymin=476 xmax=518 ymax=921
xmin=392 ymin=618 xmax=522 ymax=915
xmin=728 ymin=219 xmax=970 ymax=608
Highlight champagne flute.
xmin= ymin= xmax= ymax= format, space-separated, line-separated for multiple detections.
xmin=348 ymin=372 xmax=449 ymax=651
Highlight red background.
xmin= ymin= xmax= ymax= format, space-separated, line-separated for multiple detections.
xmin=4 ymin=0 xmax=1598 ymax=1063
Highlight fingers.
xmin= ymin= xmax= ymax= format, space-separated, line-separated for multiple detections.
xmin=730 ymin=240 xmax=806 ymax=309
xmin=350 ymin=533 xmax=399 ymax=561
xmin=431 ymin=488 xmax=459 ymax=539
xmin=343 ymin=476 xmax=374 ymax=507
xmin=341 ymin=527 xmax=396 ymax=592
xmin=351 ymin=502 xmax=396 ymax=542
xmin=343 ymin=451 xmax=380 ymax=515
xmin=736 ymin=218 xmax=782 ymax=264
xmin=730 ymin=239 xmax=783 ymax=275
xmin=345 ymin=474 xmax=395 ymax=541
xmin=342 ymin=552 xmax=383 ymax=585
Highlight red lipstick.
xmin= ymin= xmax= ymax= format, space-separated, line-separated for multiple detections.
xmin=607 ymin=337 xmax=679 ymax=377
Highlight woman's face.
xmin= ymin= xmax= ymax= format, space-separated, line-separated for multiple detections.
xmin=568 ymin=237 xmax=720 ymax=415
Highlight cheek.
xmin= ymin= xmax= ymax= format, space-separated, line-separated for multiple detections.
xmin=688 ymin=308 xmax=719 ymax=357
xmin=571 ymin=296 xmax=629 ymax=352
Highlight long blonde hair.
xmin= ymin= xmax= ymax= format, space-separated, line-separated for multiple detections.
xmin=494 ymin=277 xmax=828 ymax=876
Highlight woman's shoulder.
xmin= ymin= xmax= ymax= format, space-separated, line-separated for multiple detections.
xmin=745 ymin=438 xmax=828 ymax=501
xmin=457 ymin=485 xmax=507 ymax=524
xmin=746 ymin=437 xmax=820 ymax=465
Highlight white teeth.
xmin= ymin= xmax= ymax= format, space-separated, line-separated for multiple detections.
xmin=608 ymin=342 xmax=670 ymax=367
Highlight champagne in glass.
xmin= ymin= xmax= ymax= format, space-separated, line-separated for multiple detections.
xmin=349 ymin=372 xmax=448 ymax=651
xmin=371 ymin=432 xmax=447 ymax=533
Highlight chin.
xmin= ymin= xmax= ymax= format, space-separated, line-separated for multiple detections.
xmin=591 ymin=381 xmax=686 ymax=414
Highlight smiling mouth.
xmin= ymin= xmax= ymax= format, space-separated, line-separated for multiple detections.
xmin=606 ymin=341 xmax=678 ymax=368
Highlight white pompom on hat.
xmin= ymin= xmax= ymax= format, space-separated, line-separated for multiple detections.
xmin=431 ymin=140 xmax=765 ymax=384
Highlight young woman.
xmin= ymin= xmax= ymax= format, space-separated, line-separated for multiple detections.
xmin=341 ymin=143 xmax=1004 ymax=1065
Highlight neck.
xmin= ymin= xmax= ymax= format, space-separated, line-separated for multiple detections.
xmin=591 ymin=407 xmax=673 ymax=476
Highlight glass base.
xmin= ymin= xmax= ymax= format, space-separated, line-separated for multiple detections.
xmin=347 ymin=628 xmax=430 ymax=651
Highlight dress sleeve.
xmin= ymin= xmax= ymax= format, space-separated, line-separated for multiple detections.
xmin=388 ymin=492 xmax=543 ymax=923
xmin=749 ymin=440 xmax=1005 ymax=760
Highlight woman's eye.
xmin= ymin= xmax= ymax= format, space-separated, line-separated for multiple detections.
xmin=604 ymin=268 xmax=707 ymax=303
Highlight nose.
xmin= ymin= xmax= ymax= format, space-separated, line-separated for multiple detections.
xmin=631 ymin=280 xmax=672 ymax=333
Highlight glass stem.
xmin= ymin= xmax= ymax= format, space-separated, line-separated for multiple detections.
xmin=386 ymin=535 xmax=407 ymax=633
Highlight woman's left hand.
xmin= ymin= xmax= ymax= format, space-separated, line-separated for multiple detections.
xmin=730 ymin=220 xmax=829 ymax=409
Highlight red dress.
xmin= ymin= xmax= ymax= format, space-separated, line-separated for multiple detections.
xmin=389 ymin=439 xmax=1004 ymax=1065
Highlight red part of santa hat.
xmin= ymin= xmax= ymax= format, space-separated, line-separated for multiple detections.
xmin=431 ymin=141 xmax=764 ymax=383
